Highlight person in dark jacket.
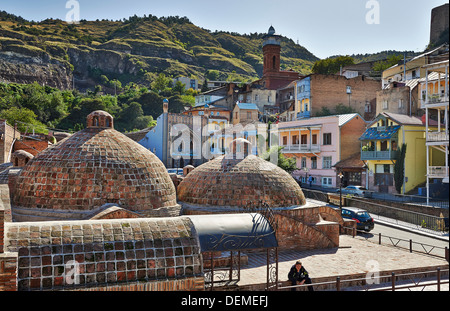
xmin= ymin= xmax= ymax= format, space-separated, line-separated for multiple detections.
xmin=288 ymin=261 xmax=314 ymax=291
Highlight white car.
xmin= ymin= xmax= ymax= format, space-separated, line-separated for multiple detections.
xmin=339 ymin=185 xmax=368 ymax=197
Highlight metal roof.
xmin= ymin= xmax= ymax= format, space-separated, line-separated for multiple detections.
xmin=187 ymin=213 xmax=278 ymax=252
xmin=359 ymin=125 xmax=401 ymax=141
xmin=236 ymin=102 xmax=259 ymax=110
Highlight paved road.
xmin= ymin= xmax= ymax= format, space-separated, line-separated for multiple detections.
xmin=358 ymin=223 xmax=449 ymax=258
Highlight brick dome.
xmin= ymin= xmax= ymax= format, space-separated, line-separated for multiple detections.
xmin=177 ymin=140 xmax=306 ymax=213
xmin=11 ymin=111 xmax=179 ymax=221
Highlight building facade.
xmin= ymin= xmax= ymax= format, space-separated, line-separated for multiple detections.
xmin=294 ymin=74 xmax=380 ymax=122
xmin=277 ymin=113 xmax=367 ymax=188
xmin=359 ymin=112 xmax=441 ymax=194
xmin=420 ymin=60 xmax=449 ymax=201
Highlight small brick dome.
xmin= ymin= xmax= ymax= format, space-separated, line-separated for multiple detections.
xmin=177 ymin=140 xmax=306 ymax=213
xmin=12 ymin=111 xmax=179 ymax=220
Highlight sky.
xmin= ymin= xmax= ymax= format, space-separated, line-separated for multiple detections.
xmin=0 ymin=0 xmax=447 ymax=59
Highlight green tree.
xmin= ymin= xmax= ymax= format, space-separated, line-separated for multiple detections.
xmin=173 ymin=80 xmax=186 ymax=95
xmin=373 ymin=54 xmax=403 ymax=72
xmin=394 ymin=143 xmax=407 ymax=194
xmin=151 ymin=73 xmax=172 ymax=94
xmin=0 ymin=107 xmax=48 ymax=134
xmin=261 ymin=146 xmax=298 ymax=174
xmin=312 ymin=56 xmax=355 ymax=75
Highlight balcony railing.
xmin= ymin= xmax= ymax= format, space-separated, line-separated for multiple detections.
xmin=361 ymin=150 xmax=398 ymax=160
xmin=297 ymin=111 xmax=311 ymax=119
xmin=421 ymin=92 xmax=449 ymax=107
xmin=281 ymin=144 xmax=320 ymax=153
xmin=427 ymin=131 xmax=449 ymax=143
xmin=428 ymin=166 xmax=449 ymax=178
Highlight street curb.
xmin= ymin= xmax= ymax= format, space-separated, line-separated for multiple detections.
xmin=374 ymin=218 xmax=449 ymax=242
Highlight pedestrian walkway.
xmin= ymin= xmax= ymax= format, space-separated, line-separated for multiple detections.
xmin=232 ymin=235 xmax=449 ymax=291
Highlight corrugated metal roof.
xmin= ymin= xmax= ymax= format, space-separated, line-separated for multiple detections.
xmin=237 ymin=102 xmax=259 ymax=110
xmin=359 ymin=125 xmax=401 ymax=141
xmin=187 ymin=213 xmax=278 ymax=252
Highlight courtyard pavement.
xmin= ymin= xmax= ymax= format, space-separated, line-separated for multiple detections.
xmin=234 ymin=235 xmax=449 ymax=291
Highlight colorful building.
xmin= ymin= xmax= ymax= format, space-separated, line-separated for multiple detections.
xmin=359 ymin=112 xmax=441 ymax=194
xmin=420 ymin=60 xmax=449 ymax=201
xmin=276 ymin=113 xmax=367 ymax=188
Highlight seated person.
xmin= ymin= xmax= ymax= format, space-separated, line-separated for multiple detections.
xmin=288 ymin=261 xmax=314 ymax=291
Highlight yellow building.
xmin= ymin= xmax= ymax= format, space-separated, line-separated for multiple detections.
xmin=359 ymin=112 xmax=440 ymax=194
xmin=382 ymin=44 xmax=448 ymax=89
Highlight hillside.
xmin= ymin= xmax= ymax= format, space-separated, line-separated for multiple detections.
xmin=0 ymin=12 xmax=318 ymax=91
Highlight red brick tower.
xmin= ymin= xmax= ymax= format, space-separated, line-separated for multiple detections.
xmin=263 ymin=25 xmax=281 ymax=76
xmin=260 ymin=26 xmax=301 ymax=90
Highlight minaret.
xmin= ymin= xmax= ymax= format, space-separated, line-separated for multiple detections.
xmin=262 ymin=25 xmax=281 ymax=75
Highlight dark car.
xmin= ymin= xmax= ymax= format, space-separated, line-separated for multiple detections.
xmin=341 ymin=207 xmax=374 ymax=232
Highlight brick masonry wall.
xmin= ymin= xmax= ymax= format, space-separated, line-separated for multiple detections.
xmin=0 ymin=253 xmax=18 ymax=291
xmin=339 ymin=115 xmax=367 ymax=161
xmin=182 ymin=202 xmax=342 ymax=252
xmin=13 ymin=140 xmax=49 ymax=157
xmin=310 ymin=74 xmax=380 ymax=119
xmin=4 ymin=217 xmax=203 ymax=291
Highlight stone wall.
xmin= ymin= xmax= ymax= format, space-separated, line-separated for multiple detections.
xmin=3 ymin=217 xmax=203 ymax=291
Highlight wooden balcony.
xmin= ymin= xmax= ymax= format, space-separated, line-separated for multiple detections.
xmin=361 ymin=150 xmax=398 ymax=160
xmin=281 ymin=144 xmax=320 ymax=153
xmin=428 ymin=166 xmax=449 ymax=178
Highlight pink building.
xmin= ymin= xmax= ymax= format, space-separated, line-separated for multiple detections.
xmin=276 ymin=113 xmax=368 ymax=188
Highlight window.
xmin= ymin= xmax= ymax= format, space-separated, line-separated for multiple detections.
xmin=292 ymin=135 xmax=299 ymax=145
xmin=323 ymin=156 xmax=332 ymax=169
xmin=311 ymin=156 xmax=317 ymax=169
xmin=282 ymin=136 xmax=288 ymax=145
xmin=301 ymin=157 xmax=307 ymax=168
xmin=322 ymin=177 xmax=333 ymax=187
xmin=398 ymin=99 xmax=404 ymax=108
xmin=365 ymin=101 xmax=371 ymax=113
xmin=312 ymin=134 xmax=317 ymax=145
xmin=247 ymin=111 xmax=252 ymax=119
xmin=301 ymin=134 xmax=307 ymax=145
xmin=323 ymin=133 xmax=332 ymax=145
xmin=216 ymin=112 xmax=220 ymax=116
xmin=383 ymin=101 xmax=388 ymax=110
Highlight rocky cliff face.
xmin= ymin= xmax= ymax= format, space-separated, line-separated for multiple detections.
xmin=0 ymin=15 xmax=319 ymax=90
xmin=0 ymin=38 xmax=72 ymax=89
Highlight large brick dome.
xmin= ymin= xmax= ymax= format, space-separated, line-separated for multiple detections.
xmin=11 ymin=111 xmax=179 ymax=221
xmin=177 ymin=139 xmax=306 ymax=213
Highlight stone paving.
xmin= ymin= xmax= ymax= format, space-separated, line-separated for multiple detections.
xmin=235 ymin=235 xmax=449 ymax=290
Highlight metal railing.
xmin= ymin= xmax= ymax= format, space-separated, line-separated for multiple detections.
xmin=277 ymin=268 xmax=448 ymax=291
xmin=361 ymin=150 xmax=398 ymax=160
xmin=281 ymin=144 xmax=320 ymax=153
xmin=347 ymin=197 xmax=449 ymax=233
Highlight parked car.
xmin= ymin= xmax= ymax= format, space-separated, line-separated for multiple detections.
xmin=338 ymin=185 xmax=370 ymax=197
xmin=341 ymin=207 xmax=374 ymax=232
